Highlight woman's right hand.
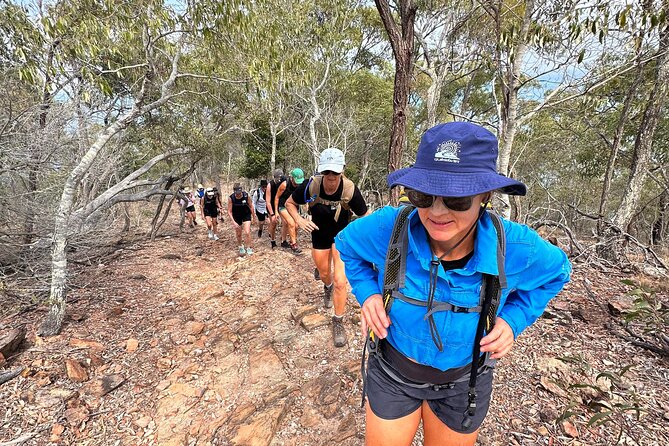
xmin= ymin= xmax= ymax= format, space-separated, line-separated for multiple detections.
xmin=298 ymin=217 xmax=319 ymax=233
xmin=361 ymin=294 xmax=391 ymax=339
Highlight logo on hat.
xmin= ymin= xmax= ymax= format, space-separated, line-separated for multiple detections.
xmin=434 ymin=140 xmax=460 ymax=163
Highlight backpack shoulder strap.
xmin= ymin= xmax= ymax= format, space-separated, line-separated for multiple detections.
xmin=307 ymin=176 xmax=321 ymax=199
xmin=340 ymin=176 xmax=356 ymax=209
xmin=382 ymin=205 xmax=413 ymax=299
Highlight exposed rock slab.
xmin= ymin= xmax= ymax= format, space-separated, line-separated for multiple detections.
xmin=249 ymin=347 xmax=286 ymax=385
xmin=300 ymin=314 xmax=330 ymax=331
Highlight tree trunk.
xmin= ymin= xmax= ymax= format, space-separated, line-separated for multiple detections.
xmin=598 ymin=72 xmax=642 ymax=233
xmin=496 ymin=0 xmax=534 ymax=219
xmin=358 ymin=144 xmax=370 ymax=189
xmin=425 ymin=73 xmax=442 ymax=128
xmin=151 ymin=179 xmax=177 ymax=240
xmin=651 ymin=190 xmax=668 ymax=245
xmin=270 ymin=121 xmax=277 ymax=173
xmin=375 ymin=0 xmax=417 ymax=207
xmin=613 ymin=21 xmax=669 ymax=230
xmin=38 ymin=114 xmax=136 ymax=336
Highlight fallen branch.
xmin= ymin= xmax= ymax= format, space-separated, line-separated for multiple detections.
xmin=0 ymin=366 xmax=25 ymax=386
xmin=606 ymin=322 xmax=669 ymax=358
xmin=584 ymin=279 xmax=669 ymax=358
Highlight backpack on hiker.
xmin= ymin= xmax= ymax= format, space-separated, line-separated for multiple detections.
xmin=305 ymin=175 xmax=355 ymax=222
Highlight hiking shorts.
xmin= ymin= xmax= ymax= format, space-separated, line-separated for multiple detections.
xmin=256 ymin=211 xmax=267 ymax=222
xmin=233 ymin=213 xmax=251 ymax=226
xmin=203 ymin=207 xmax=218 ymax=218
xmin=186 ymin=205 xmax=196 ymax=212
xmin=311 ymin=228 xmax=337 ymax=250
xmin=365 ymin=355 xmax=494 ymax=434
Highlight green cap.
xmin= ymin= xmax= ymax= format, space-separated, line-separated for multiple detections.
xmin=290 ymin=168 xmax=305 ymax=184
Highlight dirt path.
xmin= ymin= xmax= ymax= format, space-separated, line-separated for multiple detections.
xmin=1 ymin=224 xmax=668 ymax=445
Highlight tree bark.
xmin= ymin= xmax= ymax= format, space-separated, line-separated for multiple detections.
xmin=612 ymin=19 xmax=669 ymax=230
xmin=651 ymin=190 xmax=668 ymax=245
xmin=597 ymin=70 xmax=642 ymax=233
xmin=375 ymin=0 xmax=416 ymax=206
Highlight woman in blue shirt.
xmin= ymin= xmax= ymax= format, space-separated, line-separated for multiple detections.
xmin=335 ymin=122 xmax=571 ymax=446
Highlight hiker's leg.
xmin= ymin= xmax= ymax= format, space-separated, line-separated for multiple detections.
xmin=331 ymin=245 xmax=348 ymax=316
xmin=365 ymin=402 xmax=421 ymax=446
xmin=312 ymin=248 xmax=332 ymax=287
xmin=279 ymin=209 xmax=296 ymax=244
xmin=422 ymin=401 xmax=478 ymax=446
xmin=280 ymin=216 xmax=288 ymax=242
xmin=422 ymin=368 xmax=493 ymax=446
xmin=242 ymin=220 xmax=252 ymax=247
xmin=205 ymin=216 xmax=213 ymax=230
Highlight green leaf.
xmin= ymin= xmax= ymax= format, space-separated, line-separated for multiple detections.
xmin=587 ymin=411 xmax=613 ymax=427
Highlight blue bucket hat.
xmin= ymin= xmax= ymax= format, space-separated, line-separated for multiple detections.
xmin=387 ymin=122 xmax=526 ymax=197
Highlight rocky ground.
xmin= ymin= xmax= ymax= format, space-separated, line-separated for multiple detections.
xmin=1 ymin=221 xmax=668 ymax=446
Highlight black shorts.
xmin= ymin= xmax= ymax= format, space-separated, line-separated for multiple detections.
xmin=233 ymin=213 xmax=251 ymax=226
xmin=365 ymin=355 xmax=494 ymax=434
xmin=311 ymin=228 xmax=337 ymax=250
xmin=186 ymin=205 xmax=196 ymax=212
xmin=256 ymin=211 xmax=267 ymax=221
xmin=203 ymin=207 xmax=218 ymax=218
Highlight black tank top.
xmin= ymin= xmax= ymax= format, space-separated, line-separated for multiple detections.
xmin=230 ymin=192 xmax=251 ymax=218
xmin=278 ymin=180 xmax=296 ymax=208
xmin=269 ymin=178 xmax=284 ymax=209
xmin=203 ymin=194 xmax=217 ymax=210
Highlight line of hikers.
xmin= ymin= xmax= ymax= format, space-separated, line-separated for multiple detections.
xmin=177 ymin=148 xmax=368 ymax=348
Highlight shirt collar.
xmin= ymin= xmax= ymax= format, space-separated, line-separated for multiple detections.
xmin=406 ymin=208 xmax=500 ymax=276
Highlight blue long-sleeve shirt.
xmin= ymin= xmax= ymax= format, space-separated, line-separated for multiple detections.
xmin=335 ymin=206 xmax=571 ymax=371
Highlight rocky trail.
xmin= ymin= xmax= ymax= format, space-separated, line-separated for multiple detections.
xmin=1 ymin=223 xmax=668 ymax=445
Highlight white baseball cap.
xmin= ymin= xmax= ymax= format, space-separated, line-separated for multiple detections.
xmin=317 ymin=148 xmax=345 ymax=173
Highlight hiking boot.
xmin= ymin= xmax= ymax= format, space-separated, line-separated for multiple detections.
xmin=332 ymin=317 xmax=347 ymax=347
xmin=271 ymin=240 xmax=277 ymax=249
xmin=257 ymin=228 xmax=262 ymax=238
xmin=239 ymin=246 xmax=246 ymax=255
xmin=193 ymin=220 xmax=198 ymax=226
xmin=280 ymin=240 xmax=290 ymax=249
xmin=323 ymin=283 xmax=333 ymax=308
xmin=246 ymin=247 xmax=254 ymax=255
xmin=213 ymin=234 xmax=219 ymax=241
xmin=290 ymin=243 xmax=302 ymax=254
xmin=208 ymin=230 xmax=214 ymax=240
xmin=314 ymin=268 xmax=320 ymax=280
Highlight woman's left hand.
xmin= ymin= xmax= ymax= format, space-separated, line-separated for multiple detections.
xmin=479 ymin=317 xmax=514 ymax=359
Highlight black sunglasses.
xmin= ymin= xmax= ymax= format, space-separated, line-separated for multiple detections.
xmin=406 ymin=190 xmax=474 ymax=212
xmin=321 ymin=170 xmax=341 ymax=176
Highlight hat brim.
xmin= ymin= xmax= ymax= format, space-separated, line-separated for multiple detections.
xmin=317 ymin=163 xmax=344 ymax=174
xmin=294 ymin=178 xmax=305 ymax=185
xmin=388 ymin=167 xmax=526 ymax=197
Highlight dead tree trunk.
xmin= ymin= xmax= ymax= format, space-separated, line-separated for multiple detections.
xmin=375 ymin=0 xmax=416 ymax=207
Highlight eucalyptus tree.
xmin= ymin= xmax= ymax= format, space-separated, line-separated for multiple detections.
xmin=375 ymin=0 xmax=417 ymax=205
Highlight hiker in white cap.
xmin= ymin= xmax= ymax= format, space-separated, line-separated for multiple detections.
xmin=286 ymin=148 xmax=369 ymax=347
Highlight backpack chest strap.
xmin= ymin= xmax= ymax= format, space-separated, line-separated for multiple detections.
xmin=390 ymin=290 xmax=483 ymax=316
